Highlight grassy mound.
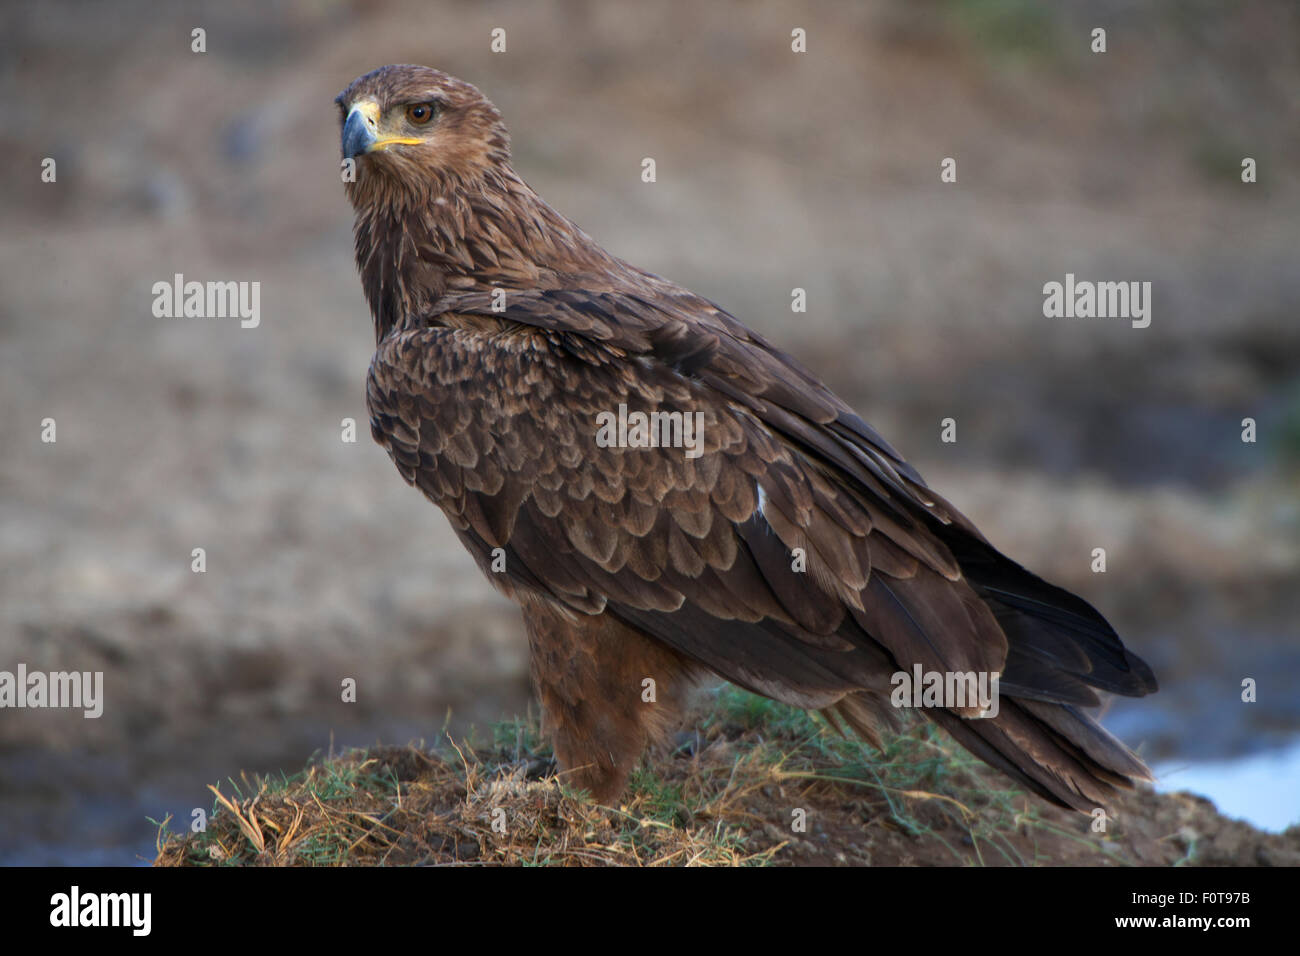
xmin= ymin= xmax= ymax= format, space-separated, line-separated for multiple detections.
xmin=152 ymin=687 xmax=1296 ymax=867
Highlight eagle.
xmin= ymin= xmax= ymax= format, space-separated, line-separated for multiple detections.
xmin=336 ymin=65 xmax=1157 ymax=812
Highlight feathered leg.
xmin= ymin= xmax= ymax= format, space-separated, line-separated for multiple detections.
xmin=520 ymin=599 xmax=702 ymax=803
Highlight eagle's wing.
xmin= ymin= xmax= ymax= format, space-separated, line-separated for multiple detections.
xmin=366 ymin=285 xmax=1155 ymax=809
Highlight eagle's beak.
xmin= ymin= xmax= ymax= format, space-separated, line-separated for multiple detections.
xmin=342 ymin=100 xmax=424 ymax=160
xmin=342 ymin=104 xmax=378 ymax=160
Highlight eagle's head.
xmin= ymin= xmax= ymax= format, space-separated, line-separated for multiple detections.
xmin=335 ymin=65 xmax=614 ymax=340
xmin=336 ymin=64 xmax=511 ymax=202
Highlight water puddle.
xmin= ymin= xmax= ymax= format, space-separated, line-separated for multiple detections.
xmin=1153 ymin=741 xmax=1300 ymax=833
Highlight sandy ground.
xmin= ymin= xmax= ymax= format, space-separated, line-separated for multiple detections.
xmin=1 ymin=0 xmax=1297 ymax=864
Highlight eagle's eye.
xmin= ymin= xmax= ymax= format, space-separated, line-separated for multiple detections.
xmin=405 ymin=103 xmax=436 ymax=125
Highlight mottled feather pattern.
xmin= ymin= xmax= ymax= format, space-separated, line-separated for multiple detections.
xmin=341 ymin=65 xmax=1157 ymax=810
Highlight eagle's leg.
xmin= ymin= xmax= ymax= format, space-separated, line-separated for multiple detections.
xmin=520 ymin=599 xmax=699 ymax=804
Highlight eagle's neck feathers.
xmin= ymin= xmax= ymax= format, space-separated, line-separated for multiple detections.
xmin=351 ymin=161 xmax=617 ymax=342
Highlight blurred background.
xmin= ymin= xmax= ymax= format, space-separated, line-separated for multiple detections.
xmin=1 ymin=0 xmax=1297 ymax=864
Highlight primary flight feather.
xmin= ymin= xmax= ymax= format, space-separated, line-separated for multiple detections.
xmin=337 ymin=64 xmax=1157 ymax=810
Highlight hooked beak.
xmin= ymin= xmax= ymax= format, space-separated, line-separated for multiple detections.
xmin=341 ymin=100 xmax=424 ymax=160
xmin=342 ymin=104 xmax=377 ymax=160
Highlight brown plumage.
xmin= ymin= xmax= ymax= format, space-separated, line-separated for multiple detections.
xmin=336 ymin=65 xmax=1157 ymax=811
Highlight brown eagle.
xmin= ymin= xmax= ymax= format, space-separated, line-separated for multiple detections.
xmin=336 ymin=64 xmax=1157 ymax=811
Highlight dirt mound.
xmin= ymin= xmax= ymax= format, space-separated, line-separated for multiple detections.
xmin=154 ymin=690 xmax=1300 ymax=867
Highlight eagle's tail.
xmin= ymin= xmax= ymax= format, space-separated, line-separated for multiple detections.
xmin=829 ymin=523 xmax=1157 ymax=812
xmin=927 ymin=698 xmax=1152 ymax=812
xmin=829 ymin=688 xmax=1152 ymax=813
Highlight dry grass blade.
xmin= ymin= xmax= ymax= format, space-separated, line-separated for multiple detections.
xmin=208 ymin=784 xmax=266 ymax=855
